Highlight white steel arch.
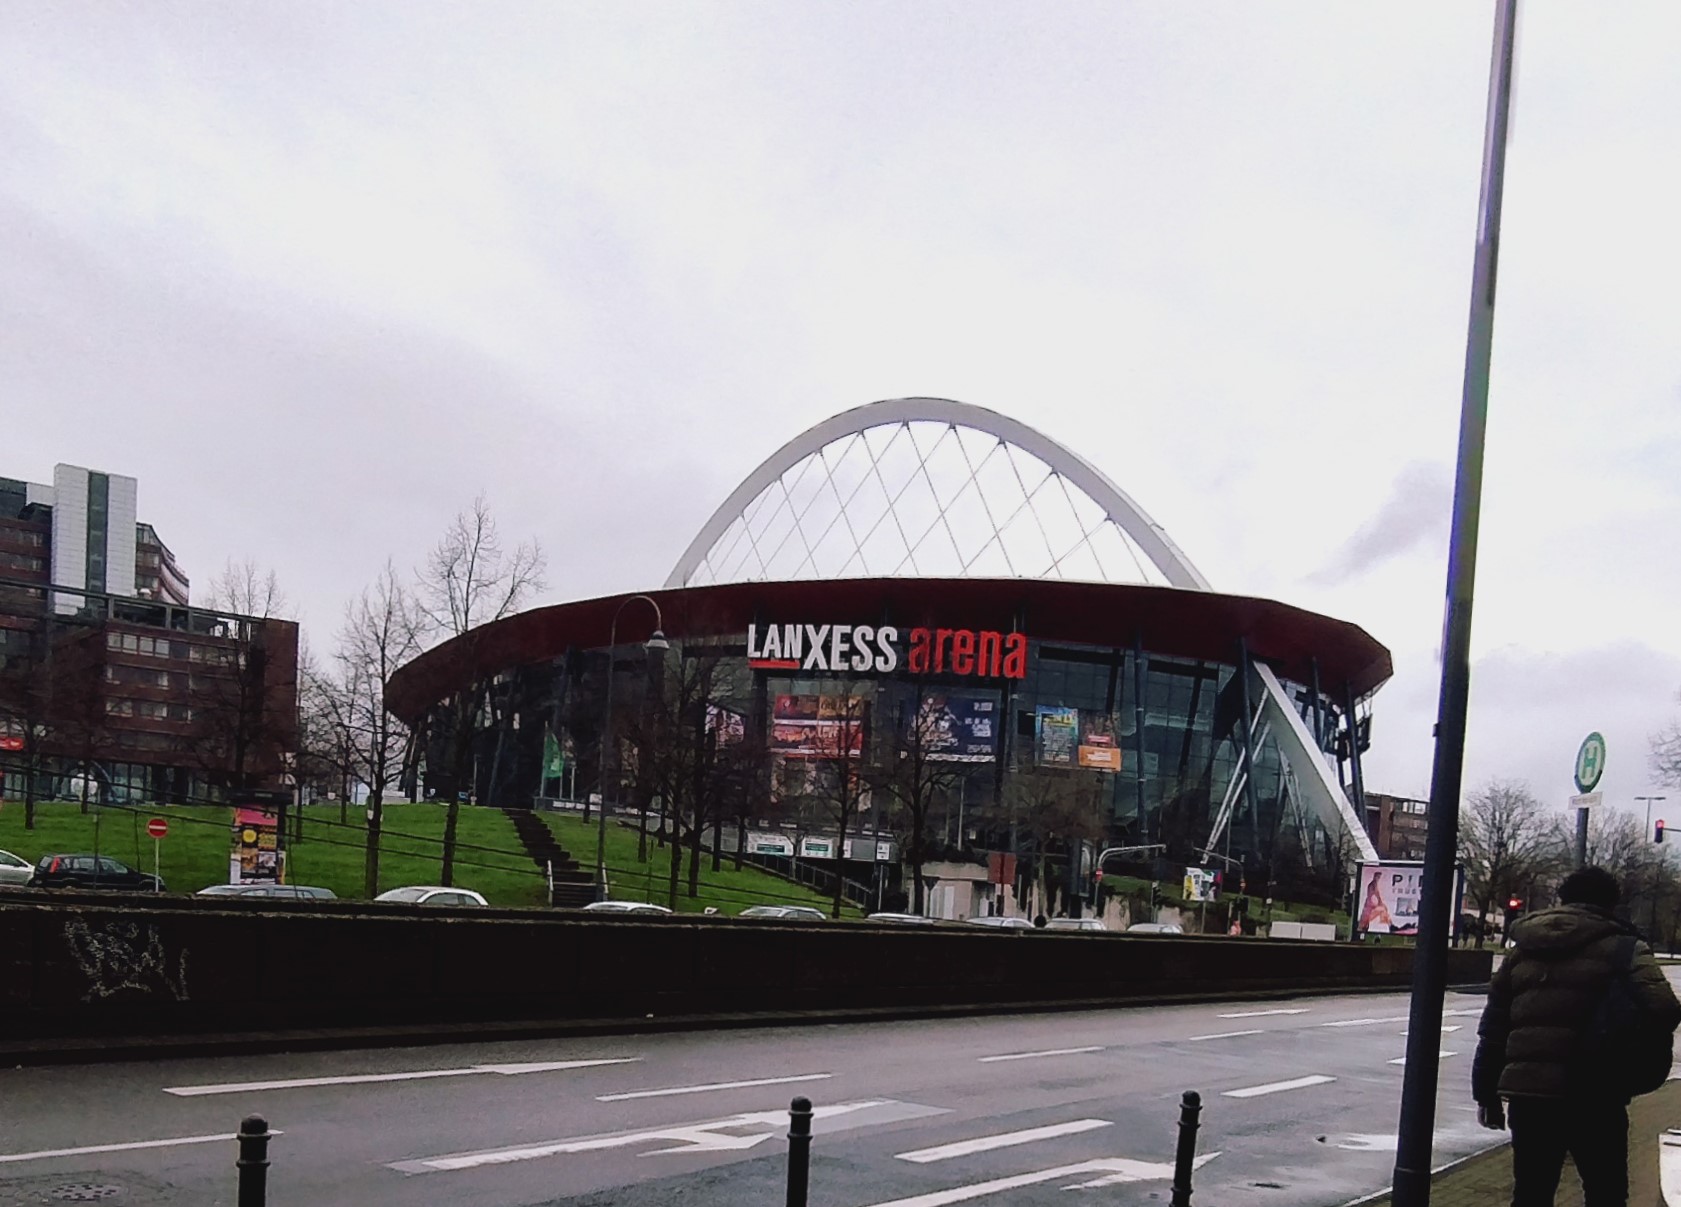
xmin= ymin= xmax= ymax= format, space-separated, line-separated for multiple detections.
xmin=666 ymin=397 xmax=1212 ymax=591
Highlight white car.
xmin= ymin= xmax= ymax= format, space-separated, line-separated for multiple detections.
xmin=739 ymin=905 xmax=827 ymax=921
xmin=0 ymin=849 xmax=32 ymax=886
xmin=374 ymin=886 xmax=488 ymax=907
xmin=867 ymin=912 xmax=936 ymax=926
xmin=1126 ymin=922 xmax=1185 ymax=935
xmin=582 ymin=900 xmax=674 ymax=915
xmin=1046 ymin=917 xmax=1108 ymax=932
xmin=965 ymin=915 xmax=1034 ymax=930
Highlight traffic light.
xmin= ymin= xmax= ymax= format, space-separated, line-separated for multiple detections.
xmin=1657 ymin=819 xmax=1667 ymax=844
xmin=1507 ymin=896 xmax=1523 ymax=912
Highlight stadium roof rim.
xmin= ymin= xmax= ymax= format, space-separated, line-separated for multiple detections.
xmin=665 ymin=396 xmax=1213 ymax=593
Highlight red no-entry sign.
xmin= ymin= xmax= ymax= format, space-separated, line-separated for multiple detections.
xmin=146 ymin=817 xmax=169 ymax=840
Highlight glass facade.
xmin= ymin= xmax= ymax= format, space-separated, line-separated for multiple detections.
xmin=425 ymin=629 xmax=1362 ymax=908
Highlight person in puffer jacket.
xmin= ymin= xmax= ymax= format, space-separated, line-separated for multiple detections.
xmin=1472 ymin=866 xmax=1681 ymax=1206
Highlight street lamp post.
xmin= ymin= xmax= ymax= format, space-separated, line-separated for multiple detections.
xmin=596 ymin=595 xmax=669 ymax=903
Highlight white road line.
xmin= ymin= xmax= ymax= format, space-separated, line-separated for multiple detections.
xmin=895 ymin=1120 xmax=1111 ymax=1164
xmin=164 ymin=1058 xmax=641 ymax=1097
xmin=1398 ymin=1026 xmax=1462 ymax=1036
xmin=1388 ymin=1052 xmax=1459 ymax=1065
xmin=595 ymin=1073 xmax=831 ymax=1102
xmin=976 ymin=1046 xmax=1105 ymax=1063
xmin=855 ymin=1154 xmax=1216 ymax=1206
xmin=0 ymin=1131 xmax=278 ymax=1165
xmin=1320 ymin=1016 xmax=1410 ymax=1029
xmin=1218 ymin=1008 xmax=1309 ymax=1019
xmin=1222 ymin=1074 xmax=1336 ymax=1099
xmin=1186 ymin=1030 xmax=1265 ymax=1042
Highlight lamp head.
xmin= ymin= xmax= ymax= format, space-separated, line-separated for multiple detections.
xmin=644 ymin=630 xmax=670 ymax=652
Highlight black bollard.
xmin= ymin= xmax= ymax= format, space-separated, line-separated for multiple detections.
xmin=785 ymin=1095 xmax=813 ymax=1207
xmin=1170 ymin=1090 xmax=1201 ymax=1207
xmin=237 ymin=1114 xmax=270 ymax=1207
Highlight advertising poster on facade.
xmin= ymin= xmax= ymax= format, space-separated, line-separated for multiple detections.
xmin=230 ymin=805 xmax=281 ymax=885
xmin=1035 ymin=705 xmax=1078 ymax=766
xmin=1354 ymin=861 xmax=1465 ymax=936
xmin=1077 ymin=714 xmax=1122 ymax=771
xmin=770 ymin=695 xmax=867 ymax=759
xmin=705 ymin=704 xmax=747 ymax=747
xmin=913 ymin=694 xmax=999 ymax=763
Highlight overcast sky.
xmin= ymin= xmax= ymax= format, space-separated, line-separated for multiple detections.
xmin=4 ymin=3 xmax=1677 ymax=815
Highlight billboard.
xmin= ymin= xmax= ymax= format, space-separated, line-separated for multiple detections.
xmin=1077 ymin=714 xmax=1122 ymax=771
xmin=912 ymin=694 xmax=999 ymax=763
xmin=705 ymin=704 xmax=747 ymax=747
xmin=231 ymin=805 xmax=281 ymax=885
xmin=1035 ymin=707 xmax=1120 ymax=770
xmin=1354 ymin=861 xmax=1465 ymax=936
xmin=770 ymin=695 xmax=867 ymax=759
xmin=1035 ymin=706 xmax=1078 ymax=766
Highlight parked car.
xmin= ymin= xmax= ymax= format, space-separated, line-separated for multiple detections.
xmin=867 ymin=912 xmax=936 ymax=926
xmin=739 ymin=905 xmax=827 ymax=921
xmin=1046 ymin=917 xmax=1107 ymax=932
xmin=1126 ymin=922 xmax=1184 ymax=935
xmin=0 ymin=849 xmax=32 ymax=886
xmin=965 ymin=915 xmax=1034 ymax=929
xmin=197 ymin=884 xmax=338 ymax=900
xmin=374 ymin=886 xmax=488 ymax=907
xmin=582 ymin=900 xmax=674 ymax=915
xmin=29 ymin=854 xmax=164 ymax=893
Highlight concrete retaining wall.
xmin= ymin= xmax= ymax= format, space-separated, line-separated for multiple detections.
xmin=0 ymin=892 xmax=1494 ymax=1044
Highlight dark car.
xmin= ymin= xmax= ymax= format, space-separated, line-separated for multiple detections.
xmin=30 ymin=854 xmax=164 ymax=893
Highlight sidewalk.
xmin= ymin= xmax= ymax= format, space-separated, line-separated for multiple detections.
xmin=1359 ymin=1081 xmax=1680 ymax=1206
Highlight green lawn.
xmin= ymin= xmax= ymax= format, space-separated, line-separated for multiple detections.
xmin=542 ymin=812 xmax=858 ymax=917
xmin=0 ymin=801 xmax=548 ymax=905
xmin=0 ymin=801 xmax=860 ymax=915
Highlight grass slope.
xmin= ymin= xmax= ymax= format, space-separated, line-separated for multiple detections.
xmin=541 ymin=812 xmax=856 ymax=916
xmin=1 ymin=801 xmax=857 ymax=914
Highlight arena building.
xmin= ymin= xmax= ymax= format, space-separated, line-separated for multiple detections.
xmin=386 ymin=398 xmax=1387 ymax=915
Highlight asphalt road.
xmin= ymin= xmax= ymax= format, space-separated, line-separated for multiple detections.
xmin=0 ymin=987 xmax=1502 ymax=1207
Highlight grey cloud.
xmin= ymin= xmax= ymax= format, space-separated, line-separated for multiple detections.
xmin=1309 ymin=461 xmax=1453 ymax=586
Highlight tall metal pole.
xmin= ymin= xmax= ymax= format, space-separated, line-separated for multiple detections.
xmin=1390 ymin=3 xmax=1517 ymax=1203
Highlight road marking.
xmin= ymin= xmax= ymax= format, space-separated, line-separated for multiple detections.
xmin=1442 ymin=1008 xmax=1482 ymax=1018
xmin=1223 ymin=1074 xmax=1336 ymax=1098
xmin=1187 ymin=1029 xmax=1264 ymax=1042
xmin=595 ymin=1073 xmax=831 ymax=1102
xmin=976 ymin=1046 xmax=1105 ymax=1063
xmin=896 ymin=1120 xmax=1111 ymax=1164
xmin=1218 ymin=1008 xmax=1309 ymax=1018
xmin=1398 ymin=1026 xmax=1462 ymax=1035
xmin=164 ymin=1058 xmax=640 ymax=1097
xmin=1388 ymin=1052 xmax=1459 ymax=1065
xmin=391 ymin=1099 xmax=945 ymax=1172
xmin=0 ymin=1131 xmax=280 ymax=1165
xmin=855 ymin=1154 xmax=1218 ymax=1205
xmin=1320 ymin=1016 xmax=1410 ymax=1029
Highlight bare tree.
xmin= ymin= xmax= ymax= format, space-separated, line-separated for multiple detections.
xmin=1652 ymin=689 xmax=1681 ymax=790
xmin=415 ymin=495 xmax=546 ymax=885
xmin=1458 ymin=779 xmax=1566 ymax=944
xmin=206 ymin=559 xmax=290 ymax=620
xmin=785 ymin=694 xmax=872 ymax=919
xmin=335 ymin=564 xmax=423 ymax=895
xmin=874 ymin=693 xmax=969 ymax=915
xmin=0 ymin=615 xmax=51 ymax=829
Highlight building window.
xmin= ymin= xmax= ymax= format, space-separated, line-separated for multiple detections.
xmin=0 ymin=551 xmax=45 ymax=573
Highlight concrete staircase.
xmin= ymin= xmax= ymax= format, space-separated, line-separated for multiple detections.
xmin=502 ymin=807 xmax=596 ymax=908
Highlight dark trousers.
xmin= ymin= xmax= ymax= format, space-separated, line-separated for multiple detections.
xmin=1508 ymin=1096 xmax=1629 ymax=1207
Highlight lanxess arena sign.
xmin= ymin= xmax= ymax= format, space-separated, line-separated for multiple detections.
xmin=747 ymin=624 xmax=1027 ymax=679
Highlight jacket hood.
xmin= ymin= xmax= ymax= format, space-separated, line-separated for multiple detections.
xmin=1510 ymin=903 xmax=1627 ymax=956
